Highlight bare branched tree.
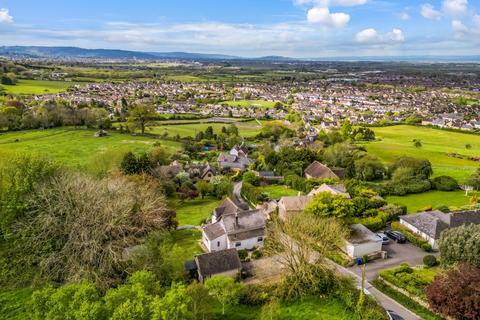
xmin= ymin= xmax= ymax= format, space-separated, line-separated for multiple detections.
xmin=15 ymin=171 xmax=174 ymax=288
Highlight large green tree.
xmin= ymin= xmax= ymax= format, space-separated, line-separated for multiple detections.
xmin=127 ymin=104 xmax=156 ymax=134
xmin=204 ymin=276 xmax=244 ymax=315
xmin=439 ymin=224 xmax=480 ymax=267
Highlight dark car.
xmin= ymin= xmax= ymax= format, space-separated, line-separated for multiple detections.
xmin=386 ymin=310 xmax=405 ymax=320
xmin=385 ymin=230 xmax=406 ymax=243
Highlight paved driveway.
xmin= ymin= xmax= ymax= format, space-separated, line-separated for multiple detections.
xmin=349 ymin=241 xmax=439 ymax=281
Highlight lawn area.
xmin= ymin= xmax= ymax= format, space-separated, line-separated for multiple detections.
xmin=169 ymin=197 xmax=222 ymax=226
xmin=164 ymin=75 xmax=207 ymax=82
xmin=0 ymin=128 xmax=181 ymax=167
xmin=170 ymin=228 xmax=204 ymax=263
xmin=259 ymin=184 xmax=299 ymax=200
xmin=364 ymin=125 xmax=480 ymax=182
xmin=387 ymin=190 xmax=471 ymax=213
xmin=149 ymin=121 xmax=262 ymax=138
xmin=222 ymin=99 xmax=278 ymax=109
xmin=0 ymin=288 xmax=34 ymax=320
xmin=0 ymin=79 xmax=79 ymax=95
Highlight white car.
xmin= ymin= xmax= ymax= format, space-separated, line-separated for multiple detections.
xmin=376 ymin=232 xmax=390 ymax=245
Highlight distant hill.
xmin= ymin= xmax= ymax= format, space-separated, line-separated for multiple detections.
xmin=0 ymin=46 xmax=479 ymax=62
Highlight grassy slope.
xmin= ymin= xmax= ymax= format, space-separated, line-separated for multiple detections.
xmin=169 ymin=197 xmax=222 ymax=226
xmin=0 ymin=80 xmax=78 ymax=95
xmin=259 ymin=185 xmax=299 ymax=200
xmin=0 ymin=128 xmax=181 ymax=167
xmin=0 ymin=288 xmax=34 ymax=320
xmin=150 ymin=122 xmax=262 ymax=138
xmin=364 ymin=125 xmax=480 ymax=182
xmin=171 ymin=228 xmax=204 ymax=263
xmin=387 ymin=190 xmax=471 ymax=213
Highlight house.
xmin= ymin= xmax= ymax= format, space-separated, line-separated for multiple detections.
xmin=399 ymin=210 xmax=480 ymax=250
xmin=253 ymin=171 xmax=284 ymax=182
xmin=345 ymin=224 xmax=383 ymax=258
xmin=212 ymin=197 xmax=249 ymax=223
xmin=308 ymin=183 xmax=351 ymax=198
xmin=217 ymin=146 xmax=254 ymax=171
xmin=278 ymin=195 xmax=313 ymax=221
xmin=187 ymin=163 xmax=216 ymax=181
xmin=155 ymin=160 xmax=182 ymax=177
xmin=202 ymin=205 xmax=265 ymax=252
xmin=195 ymin=248 xmax=242 ymax=282
xmin=304 ymin=161 xmax=341 ymax=180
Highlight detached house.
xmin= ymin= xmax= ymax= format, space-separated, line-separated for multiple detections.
xmin=399 ymin=210 xmax=480 ymax=250
xmin=217 ymin=146 xmax=254 ymax=171
xmin=195 ymin=249 xmax=242 ymax=283
xmin=309 ymin=183 xmax=351 ymax=198
xmin=202 ymin=198 xmax=265 ymax=252
xmin=304 ymin=161 xmax=343 ymax=180
xmin=187 ymin=163 xmax=216 ymax=182
xmin=278 ymin=195 xmax=313 ymax=221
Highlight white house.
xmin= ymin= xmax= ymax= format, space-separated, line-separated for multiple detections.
xmin=202 ymin=208 xmax=265 ymax=252
xmin=345 ymin=224 xmax=383 ymax=258
xmin=399 ymin=210 xmax=480 ymax=250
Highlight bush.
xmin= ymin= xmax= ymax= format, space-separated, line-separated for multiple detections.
xmin=237 ymin=249 xmax=249 ymax=262
xmin=421 ymin=243 xmax=433 ymax=252
xmin=438 ymin=224 xmax=480 ymax=267
xmin=434 ymin=205 xmax=449 ymax=213
xmin=419 ymin=205 xmax=433 ymax=212
xmin=423 ymin=255 xmax=437 ymax=267
xmin=251 ymin=249 xmax=263 ymax=260
xmin=431 ymin=175 xmax=458 ymax=191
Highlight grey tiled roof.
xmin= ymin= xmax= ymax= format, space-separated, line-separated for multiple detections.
xmin=196 ymin=249 xmax=241 ymax=278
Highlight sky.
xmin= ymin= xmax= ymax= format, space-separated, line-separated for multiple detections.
xmin=0 ymin=0 xmax=479 ymax=58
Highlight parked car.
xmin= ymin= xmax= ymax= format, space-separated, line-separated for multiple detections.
xmin=385 ymin=230 xmax=406 ymax=243
xmin=386 ymin=310 xmax=404 ymax=320
xmin=376 ymin=232 xmax=390 ymax=245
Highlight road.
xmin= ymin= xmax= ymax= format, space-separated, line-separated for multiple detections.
xmin=232 ymin=181 xmax=250 ymax=209
xmin=328 ymin=260 xmax=422 ymax=320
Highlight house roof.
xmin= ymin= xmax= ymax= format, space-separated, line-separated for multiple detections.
xmin=308 ymin=183 xmax=350 ymax=198
xmin=222 ymin=209 xmax=265 ymax=235
xmin=279 ymin=195 xmax=313 ymax=211
xmin=213 ymin=197 xmax=247 ymax=219
xmin=196 ymin=249 xmax=241 ymax=278
xmin=400 ymin=210 xmax=451 ymax=239
xmin=304 ymin=161 xmax=340 ymax=179
xmin=203 ymin=222 xmax=225 ymax=240
xmin=347 ymin=224 xmax=381 ymax=244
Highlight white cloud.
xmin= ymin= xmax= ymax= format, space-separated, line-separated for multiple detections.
xmin=421 ymin=4 xmax=442 ymax=20
xmin=452 ymin=15 xmax=480 ymax=38
xmin=398 ymin=12 xmax=411 ymax=20
xmin=355 ymin=28 xmax=405 ymax=43
xmin=442 ymin=0 xmax=468 ymax=16
xmin=307 ymin=7 xmax=350 ymax=28
xmin=0 ymin=8 xmax=13 ymax=24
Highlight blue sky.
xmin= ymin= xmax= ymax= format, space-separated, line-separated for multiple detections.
xmin=0 ymin=0 xmax=479 ymax=57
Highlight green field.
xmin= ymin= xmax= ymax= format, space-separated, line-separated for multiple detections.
xmin=164 ymin=75 xmax=207 ymax=82
xmin=169 ymin=197 xmax=222 ymax=226
xmin=222 ymin=99 xmax=278 ymax=109
xmin=0 ymin=128 xmax=181 ymax=167
xmin=387 ymin=190 xmax=471 ymax=213
xmin=171 ymin=228 xmax=204 ymax=264
xmin=259 ymin=185 xmax=299 ymax=200
xmin=150 ymin=121 xmax=262 ymax=138
xmin=0 ymin=80 xmax=79 ymax=95
xmin=364 ymin=125 xmax=480 ymax=182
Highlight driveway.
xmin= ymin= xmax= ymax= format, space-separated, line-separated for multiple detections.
xmin=349 ymin=241 xmax=439 ymax=281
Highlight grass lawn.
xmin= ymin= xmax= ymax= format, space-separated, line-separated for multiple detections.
xmin=170 ymin=228 xmax=204 ymax=263
xmin=164 ymin=75 xmax=207 ymax=82
xmin=0 ymin=79 xmax=79 ymax=95
xmin=0 ymin=128 xmax=181 ymax=167
xmin=169 ymin=197 xmax=222 ymax=226
xmin=149 ymin=122 xmax=262 ymax=138
xmin=259 ymin=185 xmax=299 ymax=200
xmin=387 ymin=190 xmax=471 ymax=213
xmin=364 ymin=125 xmax=480 ymax=182
xmin=222 ymin=99 xmax=278 ymax=109
xmin=0 ymin=288 xmax=34 ymax=320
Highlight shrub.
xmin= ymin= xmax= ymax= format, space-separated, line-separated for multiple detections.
xmin=434 ymin=205 xmax=449 ymax=213
xmin=239 ymin=284 xmax=272 ymax=306
xmin=423 ymin=255 xmax=437 ymax=267
xmin=419 ymin=205 xmax=433 ymax=212
xmin=251 ymin=249 xmax=263 ymax=260
xmin=431 ymin=175 xmax=458 ymax=191
xmin=237 ymin=249 xmax=249 ymax=262
xmin=421 ymin=243 xmax=433 ymax=252
xmin=438 ymin=224 xmax=480 ymax=267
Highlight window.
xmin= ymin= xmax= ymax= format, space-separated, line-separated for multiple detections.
xmin=257 ymin=237 xmax=263 ymax=242
xmin=235 ymin=242 xmax=241 ymax=247
xmin=217 ymin=241 xmax=220 ymax=247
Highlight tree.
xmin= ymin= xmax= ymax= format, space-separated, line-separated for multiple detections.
xmin=152 ymin=283 xmax=192 ymax=320
xmin=425 ymin=263 xmax=480 ymax=320
xmin=121 ymin=152 xmax=139 ymax=175
xmin=322 ymin=142 xmax=360 ymax=169
xmin=196 ymin=180 xmax=213 ymax=199
xmin=340 ymin=120 xmax=353 ymax=140
xmin=186 ymin=282 xmax=213 ymax=320
xmin=149 ymin=145 xmax=171 ymax=167
xmin=354 ymin=155 xmax=386 ymax=181
xmin=389 ymin=157 xmax=433 ymax=179
xmin=305 ymin=192 xmax=356 ymax=218
xmin=413 ymin=139 xmax=422 ymax=148
xmin=13 ymin=171 xmax=173 ymax=288
xmin=204 ymin=276 xmax=244 ymax=315
xmin=466 ymin=168 xmax=480 ymax=190
xmin=438 ymin=224 xmax=480 ymax=267
xmin=243 ymin=171 xmax=260 ymax=186
xmin=127 ymin=104 xmax=156 ymax=134
xmin=431 ymin=175 xmax=458 ymax=191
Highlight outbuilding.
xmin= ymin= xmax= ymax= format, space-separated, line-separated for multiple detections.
xmin=345 ymin=224 xmax=383 ymax=258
